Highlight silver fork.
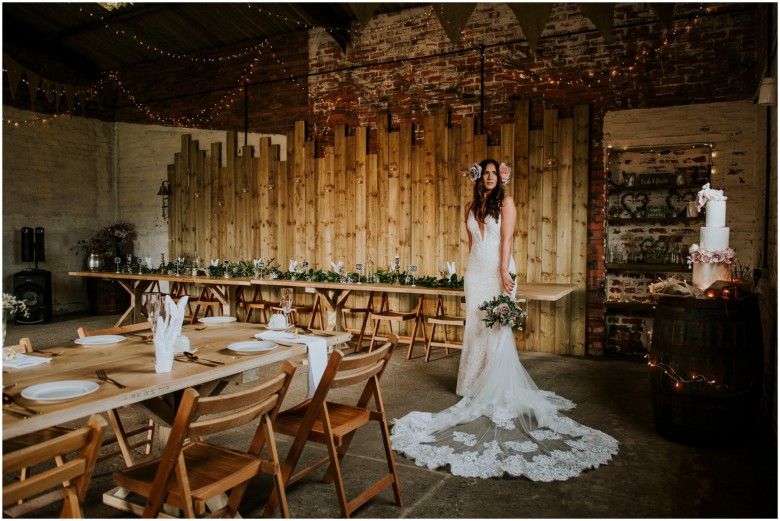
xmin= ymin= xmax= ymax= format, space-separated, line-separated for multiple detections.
xmin=96 ymin=369 xmax=127 ymax=389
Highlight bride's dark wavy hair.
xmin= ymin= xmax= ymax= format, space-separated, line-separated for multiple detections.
xmin=471 ymin=158 xmax=504 ymax=222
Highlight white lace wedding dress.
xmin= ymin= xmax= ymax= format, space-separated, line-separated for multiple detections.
xmin=390 ymin=211 xmax=619 ymax=480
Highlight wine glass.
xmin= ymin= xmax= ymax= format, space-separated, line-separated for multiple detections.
xmin=114 ymin=257 xmax=122 ymax=274
xmin=280 ymin=288 xmax=293 ymax=328
xmin=146 ymin=293 xmax=162 ymax=336
xmin=439 ymin=262 xmax=447 ymax=280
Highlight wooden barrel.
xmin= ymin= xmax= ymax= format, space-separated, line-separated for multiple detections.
xmin=648 ymin=295 xmax=763 ymax=447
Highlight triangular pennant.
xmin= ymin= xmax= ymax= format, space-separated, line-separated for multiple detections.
xmin=41 ymin=79 xmax=54 ymax=103
xmin=26 ymin=70 xmax=40 ymax=110
xmin=578 ymin=3 xmax=615 ymax=43
xmin=64 ymin=84 xmax=76 ymax=115
xmin=3 ymin=53 xmax=24 ymax=100
xmin=433 ymin=3 xmax=476 ymax=44
xmin=349 ymin=3 xmax=378 ymax=27
xmin=508 ymin=3 xmax=554 ymax=55
xmin=648 ymin=3 xmax=676 ymax=32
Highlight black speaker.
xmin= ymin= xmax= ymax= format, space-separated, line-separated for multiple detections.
xmin=13 ymin=269 xmax=53 ymax=324
xmin=34 ymin=227 xmax=46 ymax=262
xmin=21 ymin=227 xmax=34 ymax=262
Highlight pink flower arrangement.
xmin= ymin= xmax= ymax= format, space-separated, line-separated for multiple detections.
xmin=687 ymin=245 xmax=736 ymax=268
xmin=499 ymin=163 xmax=512 ymax=185
xmin=478 ymin=294 xmax=526 ymax=330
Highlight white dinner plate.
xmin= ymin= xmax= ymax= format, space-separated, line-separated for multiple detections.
xmin=73 ymin=335 xmax=127 ymax=346
xmin=197 ymin=316 xmax=237 ymax=324
xmin=22 ymin=380 xmax=100 ymax=402
xmin=228 ymin=340 xmax=278 ymax=353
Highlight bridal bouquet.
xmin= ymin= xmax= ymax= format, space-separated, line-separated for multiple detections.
xmin=478 ymin=294 xmax=526 ymax=330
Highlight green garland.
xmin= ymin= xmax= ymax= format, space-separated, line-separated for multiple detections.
xmin=96 ymin=259 xmax=466 ymax=289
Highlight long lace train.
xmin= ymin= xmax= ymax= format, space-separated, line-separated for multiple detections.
xmin=390 ymin=321 xmax=619 ymax=481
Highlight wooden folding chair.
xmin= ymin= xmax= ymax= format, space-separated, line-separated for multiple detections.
xmin=425 ymin=295 xmax=466 ymax=361
xmin=107 ymin=361 xmax=296 ymax=518
xmin=189 ymin=285 xmax=223 ymax=324
xmin=237 ymin=285 xmax=277 ymax=324
xmin=3 ymin=414 xmax=107 ymax=518
xmin=340 ymin=293 xmax=374 ymax=352
xmin=77 ymin=325 xmax=155 ymax=466
xmin=271 ymin=288 xmax=323 ymax=328
xmin=264 ymin=334 xmax=403 ymax=518
xmin=2 ymin=338 xmax=73 ymax=488
xmin=368 ymin=292 xmax=428 ymax=359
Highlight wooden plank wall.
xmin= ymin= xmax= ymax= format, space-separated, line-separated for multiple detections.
xmin=168 ymin=102 xmax=589 ymax=355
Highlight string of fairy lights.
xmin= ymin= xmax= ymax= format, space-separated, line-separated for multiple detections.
xmin=4 ymin=4 xmax=709 ymax=129
xmin=646 ymin=357 xmax=758 ymax=393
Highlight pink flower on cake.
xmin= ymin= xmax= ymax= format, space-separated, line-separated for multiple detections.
xmin=687 ymin=244 xmax=737 ymax=268
xmin=696 ymin=183 xmax=727 ymax=212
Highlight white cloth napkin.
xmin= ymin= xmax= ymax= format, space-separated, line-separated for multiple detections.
xmin=256 ymin=331 xmax=328 ymax=398
xmin=447 ymin=261 xmax=457 ymax=277
xmin=2 ymin=353 xmax=52 ymax=369
xmin=153 ymin=295 xmax=188 ymax=373
xmin=329 ymin=260 xmax=343 ymax=273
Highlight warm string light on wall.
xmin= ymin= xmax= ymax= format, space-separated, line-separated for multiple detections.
xmin=77 ymin=6 xmax=270 ymax=63
xmin=495 ymin=6 xmax=707 ymax=88
xmin=4 ymin=5 xmax=709 ymax=129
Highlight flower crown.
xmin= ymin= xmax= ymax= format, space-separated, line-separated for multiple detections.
xmin=468 ymin=162 xmax=512 ymax=185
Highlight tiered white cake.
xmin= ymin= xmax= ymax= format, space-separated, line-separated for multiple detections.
xmin=689 ymin=185 xmax=736 ymax=290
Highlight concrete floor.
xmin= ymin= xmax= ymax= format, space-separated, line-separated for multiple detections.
xmin=3 ymin=313 xmax=777 ymax=518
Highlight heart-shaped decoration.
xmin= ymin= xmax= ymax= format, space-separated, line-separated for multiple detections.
xmin=666 ymin=190 xmax=697 ymax=217
xmin=640 ymin=239 xmax=655 ymax=254
xmin=620 ymin=192 xmax=649 ymax=218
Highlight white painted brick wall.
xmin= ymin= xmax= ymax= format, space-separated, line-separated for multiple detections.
xmin=3 ymin=107 xmax=284 ymax=314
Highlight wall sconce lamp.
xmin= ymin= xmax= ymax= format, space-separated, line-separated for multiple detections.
xmin=157 ymin=180 xmax=170 ymax=221
xmin=758 ymin=77 xmax=777 ymax=106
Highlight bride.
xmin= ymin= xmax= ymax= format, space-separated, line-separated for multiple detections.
xmin=390 ymin=159 xmax=618 ymax=481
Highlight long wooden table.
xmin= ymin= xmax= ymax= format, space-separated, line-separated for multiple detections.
xmin=250 ymin=279 xmax=577 ymax=330
xmin=69 ymin=271 xmax=252 ymax=326
xmin=2 ymin=322 xmax=349 ymax=441
xmin=70 ymin=271 xmax=576 ymax=331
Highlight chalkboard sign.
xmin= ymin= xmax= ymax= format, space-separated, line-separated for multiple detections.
xmin=646 ymin=205 xmax=667 ymax=218
xmin=638 ymin=173 xmax=673 ymax=187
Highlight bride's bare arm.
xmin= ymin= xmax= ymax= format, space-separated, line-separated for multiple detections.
xmin=464 ymin=202 xmax=473 ymax=252
xmin=499 ymin=196 xmax=517 ymax=294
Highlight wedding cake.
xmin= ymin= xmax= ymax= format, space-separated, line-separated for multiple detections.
xmin=688 ymin=184 xmax=736 ymax=290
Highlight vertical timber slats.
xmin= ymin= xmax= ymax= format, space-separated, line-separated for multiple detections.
xmin=166 ymin=106 xmax=590 ymax=355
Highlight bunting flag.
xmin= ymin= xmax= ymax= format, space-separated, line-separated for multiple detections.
xmin=26 ymin=70 xmax=40 ymax=110
xmin=349 ymin=3 xmax=378 ymax=28
xmin=3 ymin=53 xmax=24 ymax=100
xmin=508 ymin=3 xmax=554 ymax=54
xmin=578 ymin=3 xmax=615 ymax=43
xmin=649 ymin=3 xmax=676 ymax=32
xmin=433 ymin=3 xmax=476 ymax=45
